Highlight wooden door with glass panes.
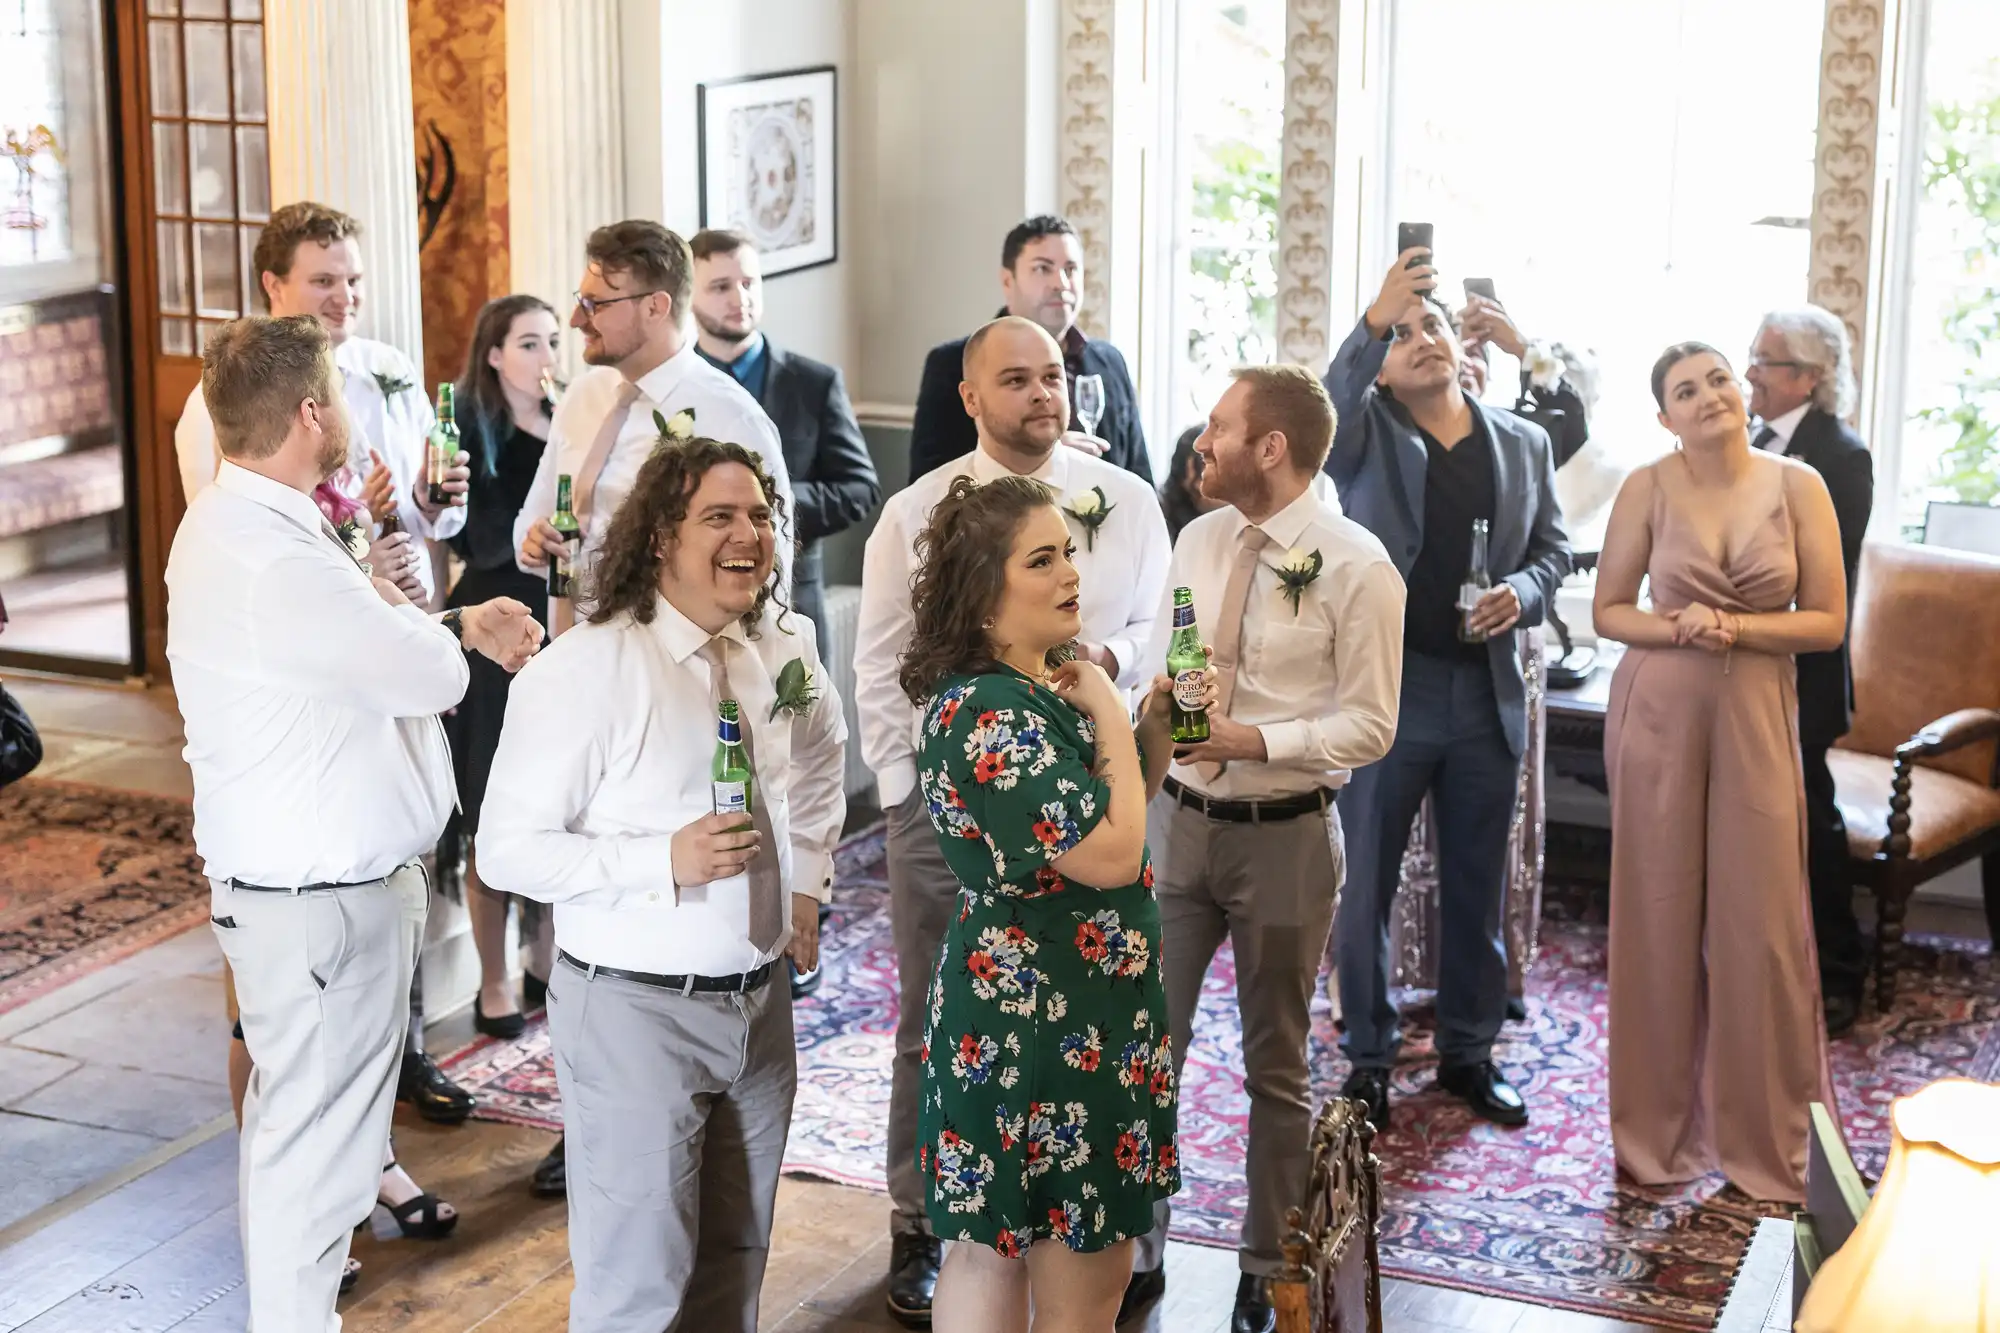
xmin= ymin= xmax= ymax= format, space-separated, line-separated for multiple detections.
xmin=115 ymin=0 xmax=270 ymax=673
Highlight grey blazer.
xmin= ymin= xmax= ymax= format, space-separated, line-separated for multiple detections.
xmin=1322 ymin=316 xmax=1573 ymax=757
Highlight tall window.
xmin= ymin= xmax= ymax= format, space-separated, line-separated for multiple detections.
xmin=1380 ymin=0 xmax=1822 ymax=534
xmin=1154 ymin=0 xmax=1287 ymax=447
xmin=1881 ymin=0 xmax=2000 ymax=534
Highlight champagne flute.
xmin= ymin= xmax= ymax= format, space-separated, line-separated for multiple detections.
xmin=1073 ymin=373 xmax=1106 ymax=437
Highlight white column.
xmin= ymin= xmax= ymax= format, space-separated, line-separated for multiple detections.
xmin=1807 ymin=0 xmax=1892 ymax=394
xmin=508 ymin=0 xmax=626 ymax=381
xmin=1057 ymin=0 xmax=1145 ymax=348
xmin=264 ymin=0 xmax=425 ymax=370
xmin=1275 ymin=0 xmax=1341 ymax=368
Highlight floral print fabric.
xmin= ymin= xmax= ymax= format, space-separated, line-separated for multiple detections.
xmin=914 ymin=669 xmax=1180 ymax=1255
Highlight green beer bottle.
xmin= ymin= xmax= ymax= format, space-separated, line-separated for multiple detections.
xmin=1166 ymin=586 xmax=1210 ymax=745
xmin=427 ymin=383 xmax=459 ymax=507
xmin=547 ymin=473 xmax=581 ymax=599
xmin=711 ymin=700 xmax=755 ymax=826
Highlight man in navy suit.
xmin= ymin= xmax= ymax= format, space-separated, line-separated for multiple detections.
xmin=691 ymin=229 xmax=882 ymax=643
xmin=1321 ymin=248 xmax=1571 ymax=1130
xmin=906 ymin=215 xmax=1150 ymax=484
xmin=1746 ymin=306 xmax=1874 ymax=1037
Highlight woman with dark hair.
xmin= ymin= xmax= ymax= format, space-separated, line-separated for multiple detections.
xmin=1593 ymin=341 xmax=1846 ymax=1202
xmin=440 ymin=294 xmax=562 ymax=1039
xmin=900 ymin=474 xmax=1202 ymax=1332
xmin=1159 ymin=425 xmax=1220 ymax=542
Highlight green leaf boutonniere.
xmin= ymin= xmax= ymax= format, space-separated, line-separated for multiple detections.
xmin=653 ymin=407 xmax=697 ymax=448
xmin=334 ymin=517 xmax=370 ymax=564
xmin=1062 ymin=485 xmax=1115 ymax=551
xmin=372 ymin=371 xmax=416 ymax=399
xmin=1272 ymin=547 xmax=1324 ymax=616
xmin=771 ymin=657 xmax=820 ymax=720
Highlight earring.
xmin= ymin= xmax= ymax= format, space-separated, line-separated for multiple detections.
xmin=982 ymin=618 xmax=996 ymax=629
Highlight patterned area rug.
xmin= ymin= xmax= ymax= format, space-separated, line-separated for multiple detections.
xmin=0 ymin=777 xmax=211 ymax=1016
xmin=438 ymin=824 xmax=2000 ymax=1329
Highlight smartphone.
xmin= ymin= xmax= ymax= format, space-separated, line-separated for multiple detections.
xmin=1464 ymin=277 xmax=1498 ymax=305
xmin=1396 ymin=222 xmax=1433 ymax=270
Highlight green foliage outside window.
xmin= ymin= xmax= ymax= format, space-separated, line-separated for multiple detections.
xmin=1917 ymin=86 xmax=2000 ymax=505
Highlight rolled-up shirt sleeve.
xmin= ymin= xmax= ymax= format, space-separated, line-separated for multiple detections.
xmin=1256 ymin=558 xmax=1405 ymax=773
xmin=476 ymin=653 xmax=681 ymax=906
xmin=248 ymin=551 xmax=467 ymax=716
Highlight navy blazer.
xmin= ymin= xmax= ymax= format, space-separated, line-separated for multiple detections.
xmin=1322 ymin=316 xmax=1573 ymax=757
xmin=907 ymin=330 xmax=1149 ymax=484
xmin=1784 ymin=406 xmax=1873 ymax=750
xmin=756 ymin=341 xmax=882 ymax=590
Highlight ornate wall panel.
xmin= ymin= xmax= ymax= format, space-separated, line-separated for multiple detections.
xmin=1276 ymin=0 xmax=1339 ymax=368
xmin=1058 ymin=0 xmax=1115 ymax=340
xmin=1807 ymin=0 xmax=1890 ymax=384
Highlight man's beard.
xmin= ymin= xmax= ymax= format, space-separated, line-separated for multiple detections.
xmin=989 ymin=413 xmax=1063 ymax=457
xmin=1206 ymin=450 xmax=1271 ymax=513
xmin=695 ymin=308 xmax=755 ymax=345
xmin=316 ymin=415 xmax=350 ymax=481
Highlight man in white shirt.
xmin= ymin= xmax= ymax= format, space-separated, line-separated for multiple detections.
xmin=1126 ymin=366 xmax=1404 ymax=1333
xmin=853 ymin=314 xmax=1170 ymax=1326
xmin=480 ymin=438 xmax=845 ymax=1333
xmin=174 ymin=201 xmax=471 ymax=604
xmin=515 ymin=220 xmax=793 ymax=636
xmin=168 ymin=315 xmax=540 ymax=1333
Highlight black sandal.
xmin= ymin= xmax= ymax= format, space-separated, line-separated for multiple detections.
xmin=371 ymin=1162 xmax=459 ymax=1241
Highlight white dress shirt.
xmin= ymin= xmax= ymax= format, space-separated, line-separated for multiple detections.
xmin=1759 ymin=401 xmax=1812 ymax=456
xmin=511 ymin=344 xmax=794 ymax=599
xmin=167 ymin=462 xmax=466 ymax=886
xmin=1144 ymin=486 xmax=1405 ymax=800
xmin=855 ymin=442 xmax=1171 ymax=808
xmin=477 ymin=595 xmax=847 ymax=976
xmin=174 ymin=335 xmax=466 ymax=601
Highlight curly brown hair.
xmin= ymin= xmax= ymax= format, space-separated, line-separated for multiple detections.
xmin=583 ymin=437 xmax=790 ymax=633
xmin=898 ymin=474 xmax=1077 ymax=704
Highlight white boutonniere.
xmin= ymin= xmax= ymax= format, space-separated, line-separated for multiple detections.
xmin=653 ymin=407 xmax=697 ymax=447
xmin=770 ymin=657 xmax=820 ymax=719
xmin=1523 ymin=342 xmax=1566 ymax=394
xmin=371 ymin=370 xmax=416 ymax=400
xmin=1062 ymin=486 xmax=1115 ymax=551
xmin=1271 ymin=547 xmax=1324 ymax=616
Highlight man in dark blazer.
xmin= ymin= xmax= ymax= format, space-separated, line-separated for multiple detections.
xmin=1748 ymin=306 xmax=1875 ymax=1036
xmin=906 ymin=214 xmax=1150 ymax=483
xmin=1322 ymin=248 xmax=1571 ymax=1131
xmin=690 ymin=229 xmax=881 ymax=640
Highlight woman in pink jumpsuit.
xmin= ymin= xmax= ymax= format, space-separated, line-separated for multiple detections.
xmin=1592 ymin=342 xmax=1848 ymax=1202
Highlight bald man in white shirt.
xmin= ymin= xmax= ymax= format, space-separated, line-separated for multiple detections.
xmin=168 ymin=315 xmax=539 ymax=1333
xmin=853 ymin=315 xmax=1171 ymax=1324
xmin=481 ymin=438 xmax=845 ymax=1333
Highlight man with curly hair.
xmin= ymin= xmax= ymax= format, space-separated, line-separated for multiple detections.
xmin=480 ymin=439 xmax=845 ymax=1333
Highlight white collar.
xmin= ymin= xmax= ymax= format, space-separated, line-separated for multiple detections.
xmin=629 ymin=340 xmax=706 ymax=405
xmin=968 ymin=442 xmax=1071 ymax=493
xmin=646 ymin=591 xmax=754 ymax=665
xmin=1229 ymin=483 xmax=1320 ymax=554
xmin=1762 ymin=402 xmax=1812 ymax=450
xmin=214 ymin=460 xmax=337 ymax=537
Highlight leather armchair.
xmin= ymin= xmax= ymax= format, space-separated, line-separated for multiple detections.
xmin=1830 ymin=541 xmax=2000 ymax=1009
xmin=1272 ymin=1098 xmax=1383 ymax=1333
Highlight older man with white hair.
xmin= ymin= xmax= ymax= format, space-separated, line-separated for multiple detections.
xmin=1746 ymin=305 xmax=1875 ymax=1036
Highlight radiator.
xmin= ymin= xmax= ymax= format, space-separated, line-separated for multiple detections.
xmin=818 ymin=583 xmax=874 ymax=801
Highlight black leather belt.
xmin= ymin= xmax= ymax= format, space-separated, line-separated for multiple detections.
xmin=559 ymin=949 xmax=774 ymax=996
xmin=228 ymin=862 xmax=414 ymax=893
xmin=1163 ymin=776 xmax=1333 ymax=824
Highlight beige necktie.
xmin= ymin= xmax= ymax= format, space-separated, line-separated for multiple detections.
xmin=701 ymin=636 xmax=787 ymax=955
xmin=552 ymin=381 xmax=642 ymax=638
xmin=1195 ymin=525 xmax=1271 ymax=786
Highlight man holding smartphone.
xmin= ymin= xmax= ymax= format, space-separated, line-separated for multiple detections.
xmin=1319 ymin=238 xmax=1571 ymax=1131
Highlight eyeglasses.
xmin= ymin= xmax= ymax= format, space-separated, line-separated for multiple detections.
xmin=573 ymin=290 xmax=660 ymax=318
xmin=1749 ymin=356 xmax=1808 ymax=373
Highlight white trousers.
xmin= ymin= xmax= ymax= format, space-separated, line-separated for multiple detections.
xmin=210 ymin=864 xmax=428 ymax=1333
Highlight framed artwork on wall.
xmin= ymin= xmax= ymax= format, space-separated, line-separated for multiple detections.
xmin=697 ymin=65 xmax=837 ymax=277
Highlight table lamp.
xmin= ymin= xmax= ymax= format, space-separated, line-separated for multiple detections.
xmin=1796 ymin=1078 xmax=2000 ymax=1332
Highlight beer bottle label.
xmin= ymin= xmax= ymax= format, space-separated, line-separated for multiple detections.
xmin=1172 ymin=668 xmax=1206 ymax=710
xmin=712 ymin=780 xmax=748 ymax=816
xmin=1458 ymin=581 xmax=1482 ymax=612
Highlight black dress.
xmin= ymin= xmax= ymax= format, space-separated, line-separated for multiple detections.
xmin=445 ymin=422 xmax=550 ymax=833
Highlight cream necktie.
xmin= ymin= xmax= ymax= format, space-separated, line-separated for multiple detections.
xmin=551 ymin=381 xmax=641 ymax=638
xmin=701 ymin=636 xmax=787 ymax=955
xmin=1195 ymin=525 xmax=1271 ymax=786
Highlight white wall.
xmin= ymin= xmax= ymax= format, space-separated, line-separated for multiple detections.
xmin=618 ymin=0 xmax=857 ymax=378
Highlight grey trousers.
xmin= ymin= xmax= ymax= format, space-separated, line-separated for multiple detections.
xmin=1133 ymin=790 xmax=1345 ymax=1278
xmin=210 ymin=864 xmax=428 ymax=1333
xmin=884 ymin=788 xmax=955 ymax=1236
xmin=548 ymin=955 xmax=797 ymax=1333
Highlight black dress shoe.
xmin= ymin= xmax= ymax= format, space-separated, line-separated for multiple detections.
xmin=473 ymin=996 xmax=526 ymax=1041
xmin=1824 ymin=990 xmax=1861 ymax=1040
xmin=1437 ymin=1059 xmax=1529 ymax=1126
xmin=523 ymin=970 xmax=548 ymax=1014
xmin=885 ymin=1232 xmax=941 ymax=1328
xmin=530 ymin=1135 xmax=566 ymax=1197
xmin=1505 ymin=995 xmax=1529 ymax=1023
xmin=398 ymin=1050 xmax=474 ymax=1125
xmin=1117 ymin=1264 xmax=1165 ymax=1325
xmin=1232 ymin=1273 xmax=1275 ymax=1333
xmin=1341 ymin=1067 xmax=1390 ymax=1131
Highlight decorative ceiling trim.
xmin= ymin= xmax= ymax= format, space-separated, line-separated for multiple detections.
xmin=1808 ymin=0 xmax=1887 ymax=379
xmin=1277 ymin=0 xmax=1339 ymax=367
xmin=1058 ymin=0 xmax=1116 ymax=340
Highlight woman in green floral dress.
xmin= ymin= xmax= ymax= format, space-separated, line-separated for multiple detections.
xmin=898 ymin=474 xmax=1210 ymax=1332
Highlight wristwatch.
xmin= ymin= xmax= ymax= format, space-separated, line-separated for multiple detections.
xmin=440 ymin=608 xmax=466 ymax=645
